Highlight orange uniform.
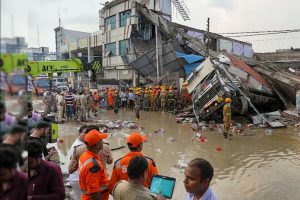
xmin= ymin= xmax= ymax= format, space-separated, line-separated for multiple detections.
xmin=108 ymin=90 xmax=114 ymax=107
xmin=108 ymin=151 xmax=158 ymax=194
xmin=79 ymin=150 xmax=109 ymax=200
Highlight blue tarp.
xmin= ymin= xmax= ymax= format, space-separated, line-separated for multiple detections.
xmin=184 ymin=62 xmax=202 ymax=75
xmin=176 ymin=52 xmax=204 ymax=75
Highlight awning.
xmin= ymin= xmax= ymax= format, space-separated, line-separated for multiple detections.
xmin=176 ymin=52 xmax=204 ymax=75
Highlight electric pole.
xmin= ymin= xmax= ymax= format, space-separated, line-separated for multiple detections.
xmin=206 ymin=17 xmax=210 ymax=57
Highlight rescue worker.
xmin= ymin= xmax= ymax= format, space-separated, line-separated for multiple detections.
xmin=181 ymin=82 xmax=190 ymax=109
xmin=79 ymin=129 xmax=109 ymax=200
xmin=160 ymin=89 xmax=167 ymax=111
xmin=135 ymin=92 xmax=142 ymax=120
xmin=113 ymin=89 xmax=121 ymax=113
xmin=168 ymin=89 xmax=175 ymax=111
xmin=149 ymin=90 xmax=156 ymax=111
xmin=108 ymin=88 xmax=114 ymax=109
xmin=108 ymin=132 xmax=158 ymax=194
xmin=143 ymin=90 xmax=150 ymax=111
xmin=223 ymin=97 xmax=232 ymax=139
xmin=156 ymin=88 xmax=161 ymax=110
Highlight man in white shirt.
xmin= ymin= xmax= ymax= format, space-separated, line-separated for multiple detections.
xmin=68 ymin=125 xmax=88 ymax=200
xmin=184 ymin=158 xmax=218 ymax=200
xmin=56 ymin=92 xmax=65 ymax=123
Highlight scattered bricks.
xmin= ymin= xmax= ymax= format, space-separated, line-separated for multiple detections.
xmin=295 ymin=123 xmax=300 ymax=128
xmin=246 ymin=124 xmax=254 ymax=128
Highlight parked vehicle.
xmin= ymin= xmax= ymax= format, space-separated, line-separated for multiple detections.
xmin=7 ymin=73 xmax=26 ymax=95
xmin=52 ymin=77 xmax=68 ymax=87
xmin=34 ymin=77 xmax=50 ymax=95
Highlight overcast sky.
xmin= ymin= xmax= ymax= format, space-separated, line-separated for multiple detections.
xmin=1 ymin=0 xmax=300 ymax=52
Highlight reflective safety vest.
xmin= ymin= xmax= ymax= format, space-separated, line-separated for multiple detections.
xmin=79 ymin=150 xmax=109 ymax=200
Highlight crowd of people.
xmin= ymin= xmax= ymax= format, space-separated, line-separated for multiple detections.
xmin=0 ymin=80 xmax=220 ymax=200
xmin=0 ymin=100 xmax=218 ymax=200
xmin=66 ymin=125 xmax=218 ymax=200
xmin=42 ymin=84 xmax=191 ymax=123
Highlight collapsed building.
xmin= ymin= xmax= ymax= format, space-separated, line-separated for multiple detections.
xmin=56 ymin=0 xmax=299 ymax=124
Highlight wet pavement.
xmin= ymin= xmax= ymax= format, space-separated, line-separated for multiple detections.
xmin=33 ymin=98 xmax=300 ymax=200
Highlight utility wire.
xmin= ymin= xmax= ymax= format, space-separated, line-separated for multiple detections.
xmin=246 ymin=36 xmax=300 ymax=42
xmin=226 ymin=30 xmax=300 ymax=37
xmin=218 ymin=28 xmax=300 ymax=35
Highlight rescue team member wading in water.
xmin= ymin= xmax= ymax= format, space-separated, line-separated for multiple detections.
xmin=108 ymin=131 xmax=158 ymax=194
xmin=79 ymin=129 xmax=109 ymax=200
xmin=223 ymin=97 xmax=232 ymax=139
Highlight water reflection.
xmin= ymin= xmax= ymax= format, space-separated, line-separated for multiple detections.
xmin=55 ymin=110 xmax=300 ymax=200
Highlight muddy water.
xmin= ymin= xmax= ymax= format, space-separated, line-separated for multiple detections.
xmin=44 ymin=107 xmax=300 ymax=200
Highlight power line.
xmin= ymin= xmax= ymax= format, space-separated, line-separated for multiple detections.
xmin=226 ymin=29 xmax=300 ymax=37
xmin=218 ymin=28 xmax=300 ymax=35
xmin=246 ymin=36 xmax=300 ymax=42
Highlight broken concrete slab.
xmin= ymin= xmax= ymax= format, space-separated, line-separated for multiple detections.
xmin=267 ymin=121 xmax=286 ymax=128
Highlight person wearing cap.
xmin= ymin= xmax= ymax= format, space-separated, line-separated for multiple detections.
xmin=223 ymin=97 xmax=232 ymax=139
xmin=79 ymin=129 xmax=109 ymax=200
xmin=108 ymin=132 xmax=158 ymax=194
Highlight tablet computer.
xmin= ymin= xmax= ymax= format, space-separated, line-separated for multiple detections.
xmin=149 ymin=175 xmax=176 ymax=199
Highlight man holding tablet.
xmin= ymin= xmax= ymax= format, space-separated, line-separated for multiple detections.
xmin=109 ymin=132 xmax=158 ymax=194
xmin=113 ymin=156 xmax=165 ymax=200
xmin=184 ymin=158 xmax=219 ymax=200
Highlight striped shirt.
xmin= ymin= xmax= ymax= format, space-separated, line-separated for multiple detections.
xmin=64 ymin=95 xmax=74 ymax=105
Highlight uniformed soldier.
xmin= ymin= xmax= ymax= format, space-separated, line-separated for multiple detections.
xmin=113 ymin=89 xmax=121 ymax=114
xmin=223 ymin=97 xmax=232 ymax=139
xmin=149 ymin=90 xmax=155 ymax=111
xmin=143 ymin=90 xmax=150 ymax=111
xmin=79 ymin=129 xmax=109 ymax=200
xmin=134 ymin=92 xmax=142 ymax=120
xmin=79 ymin=91 xmax=87 ymax=122
xmin=167 ymin=89 xmax=175 ymax=111
xmin=108 ymin=132 xmax=158 ymax=194
xmin=43 ymin=91 xmax=52 ymax=116
xmin=160 ymin=89 xmax=167 ymax=111
xmin=86 ymin=91 xmax=94 ymax=118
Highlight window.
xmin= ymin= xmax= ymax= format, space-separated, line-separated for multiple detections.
xmin=105 ymin=42 xmax=116 ymax=56
xmin=119 ymin=40 xmax=130 ymax=56
xmin=119 ymin=10 xmax=131 ymax=27
xmin=105 ymin=15 xmax=116 ymax=30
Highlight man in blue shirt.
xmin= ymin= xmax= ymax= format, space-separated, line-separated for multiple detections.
xmin=184 ymin=158 xmax=218 ymax=200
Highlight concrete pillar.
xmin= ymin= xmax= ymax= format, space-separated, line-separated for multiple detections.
xmin=155 ymin=26 xmax=163 ymax=83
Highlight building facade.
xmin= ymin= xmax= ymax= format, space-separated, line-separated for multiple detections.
xmin=55 ymin=0 xmax=253 ymax=85
xmin=0 ymin=37 xmax=27 ymax=53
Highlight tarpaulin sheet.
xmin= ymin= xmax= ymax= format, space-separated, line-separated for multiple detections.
xmin=184 ymin=62 xmax=202 ymax=75
xmin=176 ymin=52 xmax=204 ymax=64
xmin=176 ymin=52 xmax=204 ymax=75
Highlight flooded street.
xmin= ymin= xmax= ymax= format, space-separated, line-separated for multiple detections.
xmin=47 ymin=106 xmax=300 ymax=200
